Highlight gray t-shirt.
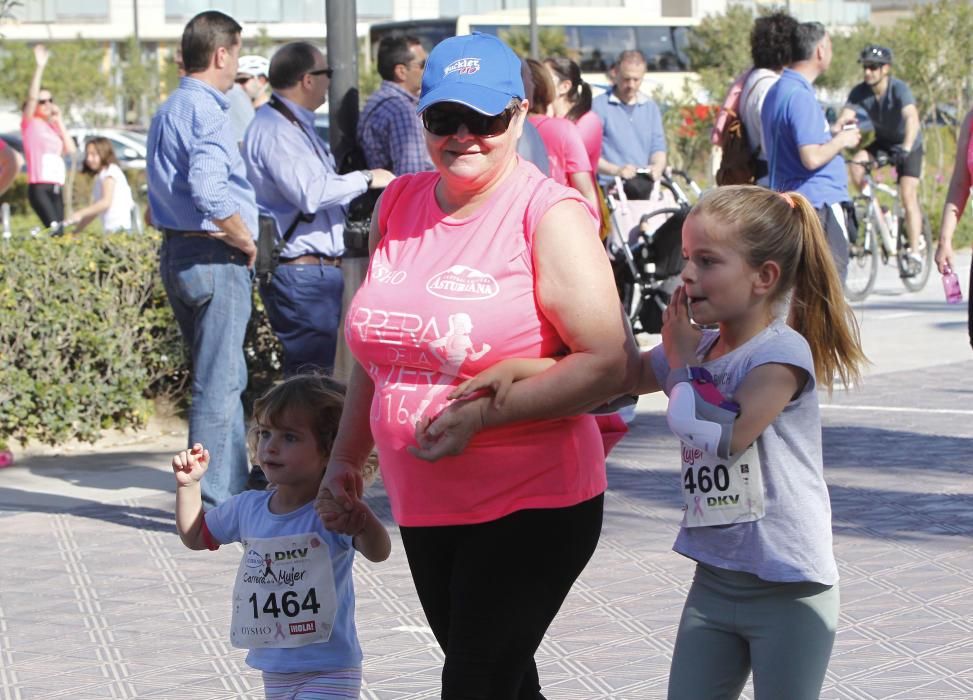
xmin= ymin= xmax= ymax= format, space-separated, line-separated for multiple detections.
xmin=650 ymin=321 xmax=838 ymax=585
xmin=845 ymin=77 xmax=921 ymax=149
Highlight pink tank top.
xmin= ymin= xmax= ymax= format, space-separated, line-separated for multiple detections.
xmin=21 ymin=117 xmax=66 ymax=185
xmin=528 ymin=114 xmax=592 ymax=186
xmin=575 ymin=110 xmax=604 ymax=173
xmin=346 ymin=159 xmax=605 ymax=527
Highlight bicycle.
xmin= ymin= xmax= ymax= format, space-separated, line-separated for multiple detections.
xmin=844 ymin=155 xmax=933 ymax=302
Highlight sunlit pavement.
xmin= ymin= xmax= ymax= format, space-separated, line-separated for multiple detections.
xmin=1 ymin=253 xmax=970 ymax=699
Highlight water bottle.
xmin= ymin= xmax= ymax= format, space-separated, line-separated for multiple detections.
xmin=1 ymin=202 xmax=9 ymax=239
xmin=942 ymin=265 xmax=963 ymax=304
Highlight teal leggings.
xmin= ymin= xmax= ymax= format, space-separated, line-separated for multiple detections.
xmin=667 ymin=563 xmax=839 ymax=700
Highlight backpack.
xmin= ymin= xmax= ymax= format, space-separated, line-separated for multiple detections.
xmin=715 ymin=107 xmax=758 ymax=186
xmin=713 ymin=69 xmax=774 ymax=186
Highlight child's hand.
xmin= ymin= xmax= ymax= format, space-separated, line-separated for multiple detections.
xmin=662 ymin=286 xmax=702 ymax=369
xmin=317 ymin=487 xmax=370 ymax=535
xmin=171 ymin=444 xmax=209 ymax=486
xmin=448 ymin=360 xmax=517 ymax=408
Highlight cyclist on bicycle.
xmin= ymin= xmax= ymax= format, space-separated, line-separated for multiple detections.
xmin=834 ymin=44 xmax=924 ymax=273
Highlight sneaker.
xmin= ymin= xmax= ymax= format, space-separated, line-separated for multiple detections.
xmin=899 ymin=250 xmax=923 ymax=278
xmin=245 ymin=463 xmax=270 ymax=491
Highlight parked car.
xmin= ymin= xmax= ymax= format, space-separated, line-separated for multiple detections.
xmin=68 ymin=127 xmax=148 ymax=170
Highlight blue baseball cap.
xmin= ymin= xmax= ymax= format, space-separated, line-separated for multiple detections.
xmin=417 ymin=32 xmax=525 ymax=116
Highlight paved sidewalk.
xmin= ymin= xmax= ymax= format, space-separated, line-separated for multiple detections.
xmin=1 ymin=260 xmax=971 ymax=699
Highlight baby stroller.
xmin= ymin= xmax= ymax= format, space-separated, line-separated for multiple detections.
xmin=605 ymin=169 xmax=700 ymax=334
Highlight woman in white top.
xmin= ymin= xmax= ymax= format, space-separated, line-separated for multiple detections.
xmin=740 ymin=11 xmax=799 ymax=186
xmin=66 ymin=137 xmax=135 ymax=233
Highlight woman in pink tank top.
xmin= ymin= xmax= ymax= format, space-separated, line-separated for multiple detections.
xmin=318 ymin=33 xmax=638 ymax=697
xmin=20 ymin=44 xmax=76 ymax=227
xmin=935 ymin=107 xmax=973 ymax=348
xmin=545 ymin=56 xmax=604 ymax=174
xmin=524 ymin=58 xmax=599 ymax=214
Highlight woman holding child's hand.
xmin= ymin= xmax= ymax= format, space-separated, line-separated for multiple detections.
xmin=319 ymin=32 xmax=638 ymax=698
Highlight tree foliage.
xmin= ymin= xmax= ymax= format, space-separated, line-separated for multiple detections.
xmin=684 ymin=4 xmax=755 ymax=99
xmin=500 ymin=26 xmax=570 ymax=59
xmin=0 ymin=39 xmax=112 ymax=123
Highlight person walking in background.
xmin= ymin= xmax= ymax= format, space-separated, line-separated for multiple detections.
xmin=740 ymin=11 xmax=799 ymax=186
xmin=524 ymin=58 xmax=599 ymax=213
xmin=171 ymin=374 xmax=390 ymax=699
xmin=935 ymin=106 xmax=973 ymax=350
xmin=515 ymin=58 xmax=551 ymax=176
xmin=545 ymin=56 xmax=603 ymax=176
xmin=593 ymin=49 xmax=666 ymax=198
xmin=835 ymin=45 xmax=925 ymax=273
xmin=242 ymin=41 xmax=393 ymax=377
xmin=762 ymin=22 xmax=860 ymax=281
xmin=64 ymin=137 xmax=135 ymax=233
xmin=147 ymin=10 xmax=258 ymax=511
xmin=21 ymin=43 xmax=76 ymax=227
xmin=319 ymin=32 xmax=639 ymax=697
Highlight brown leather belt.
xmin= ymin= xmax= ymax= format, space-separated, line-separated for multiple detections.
xmin=279 ymin=254 xmax=342 ymax=267
xmin=163 ymin=229 xmax=212 ymax=240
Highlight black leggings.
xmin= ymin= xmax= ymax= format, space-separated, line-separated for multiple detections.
xmin=399 ymin=493 xmax=604 ymax=700
xmin=27 ymin=183 xmax=64 ymax=227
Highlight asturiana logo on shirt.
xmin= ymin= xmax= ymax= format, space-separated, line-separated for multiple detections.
xmin=444 ymin=58 xmax=480 ymax=76
xmin=426 ymin=265 xmax=499 ymax=300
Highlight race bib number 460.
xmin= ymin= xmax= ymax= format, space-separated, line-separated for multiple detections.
xmin=680 ymin=442 xmax=765 ymax=527
xmin=230 ymin=533 xmax=338 ymax=649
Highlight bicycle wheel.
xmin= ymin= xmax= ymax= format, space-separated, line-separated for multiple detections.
xmin=897 ymin=212 xmax=933 ymax=292
xmin=845 ymin=217 xmax=878 ymax=302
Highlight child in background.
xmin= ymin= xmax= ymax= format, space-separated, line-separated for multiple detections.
xmin=65 ymin=137 xmax=135 ymax=233
xmin=171 ymin=374 xmax=390 ymax=700
xmin=448 ymin=185 xmax=866 ymax=700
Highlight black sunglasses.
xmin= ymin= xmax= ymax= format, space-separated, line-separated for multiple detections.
xmin=422 ymin=105 xmax=517 ymax=137
xmin=38 ymin=98 xmax=54 ymax=104
xmin=862 ymin=63 xmax=883 ymax=71
xmin=307 ymin=67 xmax=334 ymax=78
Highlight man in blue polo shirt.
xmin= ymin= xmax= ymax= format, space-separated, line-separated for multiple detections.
xmin=763 ymin=22 xmax=860 ymax=280
xmin=593 ymin=50 xmax=666 ymax=199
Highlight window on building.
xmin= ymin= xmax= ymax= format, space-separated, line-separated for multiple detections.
xmin=18 ymin=0 xmax=109 ymax=22
xmin=164 ymin=0 xmax=325 ymax=23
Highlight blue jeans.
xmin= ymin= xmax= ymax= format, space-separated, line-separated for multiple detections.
xmin=160 ymin=236 xmax=252 ymax=510
xmin=259 ymin=262 xmax=344 ymax=375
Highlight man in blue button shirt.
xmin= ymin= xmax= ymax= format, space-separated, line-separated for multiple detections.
xmin=242 ymin=42 xmax=393 ymax=377
xmin=147 ymin=10 xmax=258 ymax=510
xmin=762 ymin=22 xmax=861 ymax=281
xmin=592 ymin=50 xmax=667 ymax=198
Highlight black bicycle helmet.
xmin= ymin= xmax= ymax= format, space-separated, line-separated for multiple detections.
xmin=859 ymin=44 xmax=893 ymax=65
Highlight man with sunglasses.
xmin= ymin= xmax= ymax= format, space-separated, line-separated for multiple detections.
xmin=835 ymin=44 xmax=925 ymax=272
xmin=241 ymin=41 xmax=392 ymax=380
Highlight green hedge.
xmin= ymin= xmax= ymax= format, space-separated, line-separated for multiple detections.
xmin=0 ymin=228 xmax=280 ymax=446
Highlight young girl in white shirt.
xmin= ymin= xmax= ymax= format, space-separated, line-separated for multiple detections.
xmin=66 ymin=137 xmax=135 ymax=233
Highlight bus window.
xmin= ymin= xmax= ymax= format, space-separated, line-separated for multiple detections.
xmin=636 ymin=26 xmax=690 ymax=71
xmin=577 ymin=26 xmax=636 ymax=72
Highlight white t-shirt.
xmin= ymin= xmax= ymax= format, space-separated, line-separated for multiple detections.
xmin=94 ymin=163 xmax=134 ymax=232
xmin=740 ymin=68 xmax=780 ymax=163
